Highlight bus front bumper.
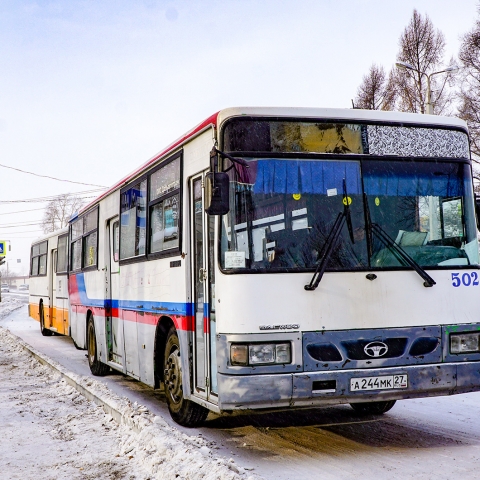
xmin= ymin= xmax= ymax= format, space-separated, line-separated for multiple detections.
xmin=216 ymin=361 xmax=480 ymax=411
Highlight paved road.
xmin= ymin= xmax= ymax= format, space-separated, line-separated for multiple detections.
xmin=3 ymin=306 xmax=480 ymax=479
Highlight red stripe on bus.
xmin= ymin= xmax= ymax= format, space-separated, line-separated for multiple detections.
xmin=72 ymin=304 xmax=194 ymax=331
xmin=204 ymin=317 xmax=210 ymax=334
xmin=68 ymin=275 xmax=81 ymax=304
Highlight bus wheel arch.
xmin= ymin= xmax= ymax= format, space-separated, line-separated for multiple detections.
xmin=39 ymin=300 xmax=53 ymax=337
xmin=85 ymin=309 xmax=93 ymax=347
xmin=163 ymin=324 xmax=208 ymax=427
xmin=87 ymin=312 xmax=109 ymax=376
xmin=154 ymin=316 xmax=175 ymax=389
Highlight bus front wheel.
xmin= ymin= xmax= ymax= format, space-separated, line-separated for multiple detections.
xmin=39 ymin=304 xmax=53 ymax=337
xmin=350 ymin=400 xmax=396 ymax=415
xmin=163 ymin=326 xmax=209 ymax=428
xmin=87 ymin=316 xmax=109 ymax=376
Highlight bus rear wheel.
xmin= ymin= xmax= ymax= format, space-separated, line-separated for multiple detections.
xmin=350 ymin=400 xmax=396 ymax=415
xmin=163 ymin=326 xmax=209 ymax=428
xmin=87 ymin=316 xmax=109 ymax=376
xmin=39 ymin=304 xmax=53 ymax=337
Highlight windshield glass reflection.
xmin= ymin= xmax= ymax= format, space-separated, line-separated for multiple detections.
xmin=220 ymin=158 xmax=479 ymax=272
xmin=363 ymin=160 xmax=478 ymax=268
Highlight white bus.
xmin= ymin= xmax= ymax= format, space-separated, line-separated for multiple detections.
xmin=29 ymin=227 xmax=70 ymax=337
xmin=68 ymin=107 xmax=480 ymax=427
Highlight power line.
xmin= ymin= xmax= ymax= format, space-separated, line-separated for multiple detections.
xmin=0 ymin=191 xmax=103 ymax=204
xmin=0 ymin=162 xmax=108 ymax=188
xmin=0 ymin=219 xmax=42 ymax=226
xmin=0 ymin=229 xmax=43 ymax=234
xmin=0 ymin=236 xmax=42 ymax=239
xmin=0 ymin=222 xmax=42 ymax=228
xmin=0 ymin=207 xmax=45 ymax=216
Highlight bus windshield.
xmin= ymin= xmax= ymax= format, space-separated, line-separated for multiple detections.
xmin=220 ymin=158 xmax=479 ymax=272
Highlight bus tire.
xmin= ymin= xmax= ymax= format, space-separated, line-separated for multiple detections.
xmin=39 ymin=304 xmax=53 ymax=337
xmin=87 ymin=316 xmax=109 ymax=376
xmin=350 ymin=400 xmax=396 ymax=415
xmin=163 ymin=326 xmax=209 ymax=428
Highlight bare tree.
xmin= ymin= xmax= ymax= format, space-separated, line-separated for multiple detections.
xmin=458 ymin=10 xmax=480 ymax=178
xmin=0 ymin=267 xmax=17 ymax=285
xmin=354 ymin=64 xmax=396 ymax=110
xmin=42 ymin=194 xmax=85 ymax=234
xmin=395 ymin=9 xmax=453 ymax=114
xmin=353 ymin=11 xmax=455 ymax=114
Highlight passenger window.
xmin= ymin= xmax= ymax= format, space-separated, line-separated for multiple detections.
xmin=56 ymin=235 xmax=68 ymax=273
xmin=69 ymin=208 xmax=99 ymax=271
xmin=120 ymin=180 xmax=147 ymax=260
xmin=83 ymin=231 xmax=97 ymax=267
xmin=113 ymin=221 xmax=120 ymax=262
xmin=30 ymin=240 xmax=48 ymax=276
xmin=148 ymin=157 xmax=180 ymax=254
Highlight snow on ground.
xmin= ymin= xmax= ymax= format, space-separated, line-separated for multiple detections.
xmin=0 ymin=298 xmax=260 ymax=480
xmin=0 ymin=296 xmax=25 ymax=320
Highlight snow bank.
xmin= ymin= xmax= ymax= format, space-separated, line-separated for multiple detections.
xmin=0 ymin=306 xmax=261 ymax=480
xmin=0 ymin=295 xmax=25 ymax=320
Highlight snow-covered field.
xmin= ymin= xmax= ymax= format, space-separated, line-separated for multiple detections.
xmin=0 ymin=298 xmax=259 ymax=480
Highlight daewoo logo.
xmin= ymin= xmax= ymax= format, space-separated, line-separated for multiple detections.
xmin=364 ymin=341 xmax=388 ymax=358
xmin=259 ymin=324 xmax=300 ymax=331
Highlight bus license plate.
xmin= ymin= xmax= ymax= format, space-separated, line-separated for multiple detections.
xmin=350 ymin=374 xmax=408 ymax=391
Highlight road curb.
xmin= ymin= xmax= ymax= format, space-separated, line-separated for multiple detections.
xmin=6 ymin=327 xmax=145 ymax=434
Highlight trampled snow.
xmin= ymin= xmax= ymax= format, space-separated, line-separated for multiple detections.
xmin=0 ymin=297 xmax=260 ymax=480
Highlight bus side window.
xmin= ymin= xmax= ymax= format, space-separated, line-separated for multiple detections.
xmin=120 ymin=180 xmax=147 ymax=259
xmin=31 ymin=241 xmax=48 ymax=276
xmin=56 ymin=235 xmax=68 ymax=273
xmin=113 ymin=221 xmax=119 ymax=262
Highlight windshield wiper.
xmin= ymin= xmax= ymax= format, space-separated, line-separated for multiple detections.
xmin=304 ymin=212 xmax=346 ymax=291
xmin=364 ymin=194 xmax=436 ymax=288
xmin=305 ymin=180 xmax=352 ymax=291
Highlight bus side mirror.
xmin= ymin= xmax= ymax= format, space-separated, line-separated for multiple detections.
xmin=205 ymin=172 xmax=229 ymax=215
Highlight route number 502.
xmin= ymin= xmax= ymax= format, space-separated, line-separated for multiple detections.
xmin=452 ymin=272 xmax=479 ymax=287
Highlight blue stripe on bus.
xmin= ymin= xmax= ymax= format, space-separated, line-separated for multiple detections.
xmin=75 ymin=273 xmax=193 ymax=316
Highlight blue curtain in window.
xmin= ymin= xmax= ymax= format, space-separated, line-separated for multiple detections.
xmin=363 ymin=173 xmax=462 ymax=197
xmin=253 ymin=159 xmax=361 ymax=195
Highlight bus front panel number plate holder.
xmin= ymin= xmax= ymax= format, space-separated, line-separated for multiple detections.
xmin=350 ymin=374 xmax=408 ymax=391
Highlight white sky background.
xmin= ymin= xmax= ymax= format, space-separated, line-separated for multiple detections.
xmin=0 ymin=0 xmax=478 ymax=272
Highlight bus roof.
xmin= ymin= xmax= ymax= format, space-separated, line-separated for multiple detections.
xmin=76 ymin=106 xmax=468 ymax=217
xmin=31 ymin=226 xmax=69 ymax=246
xmin=217 ymin=106 xmax=468 ymax=129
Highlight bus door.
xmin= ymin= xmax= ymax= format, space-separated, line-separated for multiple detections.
xmin=191 ymin=173 xmax=217 ymax=401
xmin=106 ymin=218 xmax=124 ymax=368
xmin=50 ymin=248 xmax=57 ymax=331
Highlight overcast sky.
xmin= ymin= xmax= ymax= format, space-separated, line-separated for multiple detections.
xmin=0 ymin=0 xmax=478 ymax=273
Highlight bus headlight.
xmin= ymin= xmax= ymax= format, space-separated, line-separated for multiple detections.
xmin=230 ymin=343 xmax=291 ymax=366
xmin=275 ymin=343 xmax=291 ymax=363
xmin=450 ymin=332 xmax=480 ymax=353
